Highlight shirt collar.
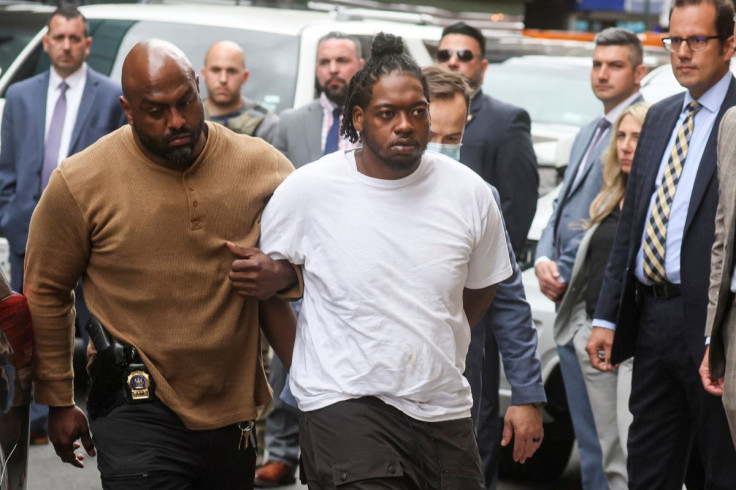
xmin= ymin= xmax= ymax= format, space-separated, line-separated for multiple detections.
xmin=604 ymin=91 xmax=642 ymax=124
xmin=684 ymin=70 xmax=732 ymax=115
xmin=49 ymin=62 xmax=87 ymax=90
xmin=319 ymin=92 xmax=339 ymax=114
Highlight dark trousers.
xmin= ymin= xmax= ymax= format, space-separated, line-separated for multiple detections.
xmin=90 ymin=399 xmax=256 ymax=490
xmin=628 ymin=294 xmax=736 ymax=490
xmin=464 ymin=316 xmax=500 ymax=490
xmin=299 ymin=397 xmax=484 ymax=490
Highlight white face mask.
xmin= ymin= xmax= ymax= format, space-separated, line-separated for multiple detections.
xmin=426 ymin=142 xmax=462 ymax=162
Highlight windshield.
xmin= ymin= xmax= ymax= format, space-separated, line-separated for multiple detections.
xmin=482 ymin=59 xmax=600 ymax=128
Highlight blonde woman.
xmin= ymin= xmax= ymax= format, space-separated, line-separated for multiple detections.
xmin=555 ymin=103 xmax=649 ymax=490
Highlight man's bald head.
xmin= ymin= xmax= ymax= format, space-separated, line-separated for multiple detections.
xmin=201 ymin=40 xmax=249 ymax=115
xmin=204 ymin=40 xmax=245 ymax=68
xmin=122 ymin=39 xmax=196 ymax=100
xmin=119 ymin=39 xmax=206 ymax=170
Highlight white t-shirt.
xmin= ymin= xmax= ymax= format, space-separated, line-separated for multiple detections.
xmin=260 ymin=150 xmax=512 ymax=422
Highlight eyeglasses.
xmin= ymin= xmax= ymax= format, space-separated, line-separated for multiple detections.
xmin=662 ymin=35 xmax=728 ymax=52
xmin=436 ymin=49 xmax=481 ymax=63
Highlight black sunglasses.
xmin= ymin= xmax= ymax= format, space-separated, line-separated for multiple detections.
xmin=436 ymin=49 xmax=480 ymax=63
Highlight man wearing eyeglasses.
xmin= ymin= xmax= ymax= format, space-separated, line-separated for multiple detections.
xmin=588 ymin=0 xmax=736 ymax=488
xmin=536 ymin=27 xmax=646 ymax=490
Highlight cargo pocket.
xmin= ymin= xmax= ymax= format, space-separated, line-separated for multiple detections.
xmin=332 ymin=450 xmax=404 ymax=487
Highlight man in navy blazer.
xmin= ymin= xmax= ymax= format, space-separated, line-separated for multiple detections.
xmin=436 ymin=22 xmax=537 ymax=258
xmin=0 ymin=5 xmax=125 ymax=441
xmin=589 ymin=1 xmax=736 ymax=487
xmin=535 ymin=28 xmax=646 ymax=490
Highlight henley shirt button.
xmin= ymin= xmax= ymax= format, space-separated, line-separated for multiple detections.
xmin=340 ymin=472 xmax=347 ymax=482
xmin=192 ymin=200 xmax=198 ymax=207
xmin=188 ymin=185 xmax=194 ymax=191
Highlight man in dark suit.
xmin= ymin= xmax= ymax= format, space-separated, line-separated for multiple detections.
xmin=436 ymin=22 xmax=537 ymax=258
xmin=256 ymin=32 xmax=364 ymax=488
xmin=536 ymin=28 xmax=646 ymax=490
xmin=588 ymin=1 xmax=736 ymax=487
xmin=424 ymin=64 xmax=546 ymax=490
xmin=0 ymin=5 xmax=125 ymax=443
xmin=435 ymin=23 xmax=538 ymax=489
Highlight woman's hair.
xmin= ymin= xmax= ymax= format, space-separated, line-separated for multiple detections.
xmin=588 ymin=103 xmax=650 ymax=226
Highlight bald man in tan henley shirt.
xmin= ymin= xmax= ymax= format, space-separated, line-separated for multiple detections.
xmin=23 ymin=39 xmax=299 ymax=489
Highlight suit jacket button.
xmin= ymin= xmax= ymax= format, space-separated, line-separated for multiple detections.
xmin=340 ymin=472 xmax=347 ymax=481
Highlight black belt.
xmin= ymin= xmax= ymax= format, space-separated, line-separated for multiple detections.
xmin=636 ymin=281 xmax=681 ymax=299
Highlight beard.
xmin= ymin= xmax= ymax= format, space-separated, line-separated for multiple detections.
xmin=360 ymin=124 xmax=425 ymax=171
xmin=320 ymin=78 xmax=349 ymax=106
xmin=134 ymin=120 xmax=204 ymax=165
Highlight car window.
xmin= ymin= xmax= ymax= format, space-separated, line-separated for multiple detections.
xmin=0 ymin=9 xmax=51 ymax=75
xmin=483 ymin=59 xmax=599 ymax=128
xmin=105 ymin=21 xmax=299 ymax=114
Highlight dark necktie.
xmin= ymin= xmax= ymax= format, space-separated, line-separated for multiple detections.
xmin=324 ymin=108 xmax=341 ymax=155
xmin=642 ymin=100 xmax=701 ymax=283
xmin=41 ymin=81 xmax=69 ymax=190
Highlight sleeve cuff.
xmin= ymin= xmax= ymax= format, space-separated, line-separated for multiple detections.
xmin=592 ymin=319 xmax=616 ymax=331
xmin=509 ymin=384 xmax=547 ymax=406
xmin=33 ymin=378 xmax=75 ymax=407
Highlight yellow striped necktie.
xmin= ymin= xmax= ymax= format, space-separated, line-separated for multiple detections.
xmin=642 ymin=100 xmax=701 ymax=283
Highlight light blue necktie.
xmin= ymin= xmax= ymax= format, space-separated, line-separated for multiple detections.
xmin=41 ymin=81 xmax=69 ymax=190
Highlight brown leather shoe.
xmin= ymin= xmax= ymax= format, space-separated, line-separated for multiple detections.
xmin=254 ymin=460 xmax=296 ymax=487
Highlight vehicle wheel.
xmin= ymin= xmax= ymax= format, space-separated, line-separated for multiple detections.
xmin=498 ymin=367 xmax=575 ymax=482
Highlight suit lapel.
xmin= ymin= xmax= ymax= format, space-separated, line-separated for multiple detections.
xmin=634 ymin=96 xmax=683 ymax=233
xmin=34 ymin=72 xmax=51 ymax=155
xmin=304 ymin=100 xmax=323 ymax=161
xmin=685 ymin=76 xmax=736 ymax=233
xmin=69 ymin=69 xmax=97 ymax=154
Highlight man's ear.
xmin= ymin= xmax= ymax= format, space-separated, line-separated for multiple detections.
xmin=353 ymin=106 xmax=364 ymax=132
xmin=119 ymin=96 xmax=133 ymax=126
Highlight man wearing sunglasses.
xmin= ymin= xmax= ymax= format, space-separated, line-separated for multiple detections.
xmin=436 ymin=22 xmax=537 ymax=259
xmin=588 ymin=0 xmax=736 ymax=488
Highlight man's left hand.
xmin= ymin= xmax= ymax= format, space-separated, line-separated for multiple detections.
xmin=227 ymin=242 xmax=296 ymax=299
xmin=700 ymin=345 xmax=724 ymax=396
xmin=501 ymin=403 xmax=544 ymax=464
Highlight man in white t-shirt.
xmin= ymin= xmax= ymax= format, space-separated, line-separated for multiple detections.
xmin=243 ymin=32 xmax=512 ymax=489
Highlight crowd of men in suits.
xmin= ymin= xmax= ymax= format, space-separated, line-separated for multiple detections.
xmin=8 ymin=0 xmax=736 ymax=489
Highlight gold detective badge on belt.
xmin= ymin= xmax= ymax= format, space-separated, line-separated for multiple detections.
xmin=126 ymin=370 xmax=152 ymax=401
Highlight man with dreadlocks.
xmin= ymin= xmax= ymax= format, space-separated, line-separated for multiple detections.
xmin=248 ymin=32 xmax=513 ymax=489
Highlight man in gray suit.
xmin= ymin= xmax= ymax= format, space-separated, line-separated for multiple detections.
xmin=272 ymin=32 xmax=364 ymax=168
xmin=535 ymin=28 xmax=646 ymax=489
xmin=0 ymin=4 xmax=126 ymax=444
xmin=702 ymin=106 xmax=736 ymax=448
xmin=255 ymin=32 xmax=364 ymax=487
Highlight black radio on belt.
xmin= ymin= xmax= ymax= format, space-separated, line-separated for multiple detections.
xmin=86 ymin=317 xmax=154 ymax=409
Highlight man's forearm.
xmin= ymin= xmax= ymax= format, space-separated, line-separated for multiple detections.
xmin=259 ymin=297 xmax=296 ymax=370
xmin=463 ymin=284 xmax=498 ymax=328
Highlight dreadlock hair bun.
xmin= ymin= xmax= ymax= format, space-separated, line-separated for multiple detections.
xmin=370 ymin=32 xmax=404 ymax=59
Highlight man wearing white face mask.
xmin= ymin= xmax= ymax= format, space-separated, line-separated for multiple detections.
xmin=424 ymin=65 xmax=546 ymax=490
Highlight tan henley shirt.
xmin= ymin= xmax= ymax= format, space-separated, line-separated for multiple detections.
xmin=24 ymin=122 xmax=295 ymax=429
